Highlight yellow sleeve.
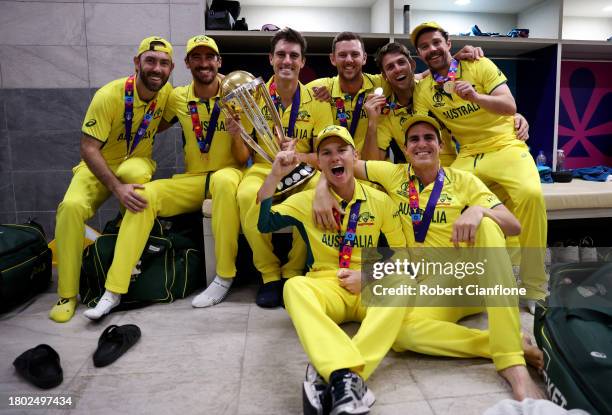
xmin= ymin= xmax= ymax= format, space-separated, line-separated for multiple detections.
xmin=462 ymin=171 xmax=501 ymax=209
xmin=477 ymin=58 xmax=508 ymax=95
xmin=162 ymin=88 xmax=180 ymax=123
xmin=311 ymin=100 xmax=335 ymax=137
xmin=269 ymin=190 xmax=311 ymax=223
xmin=306 ymin=77 xmax=333 ymax=90
xmin=413 ymin=82 xmax=430 ymax=116
xmin=81 ymin=87 xmax=114 ymax=142
xmin=380 ymin=194 xmax=407 ymax=248
xmin=365 ymin=160 xmax=399 ymax=189
xmin=376 ymin=115 xmax=394 ymax=151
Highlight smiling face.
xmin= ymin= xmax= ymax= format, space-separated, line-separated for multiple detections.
xmin=330 ymin=39 xmax=366 ymax=83
xmin=317 ymin=136 xmax=358 ymax=189
xmin=135 ymin=50 xmax=173 ymax=92
xmin=380 ymin=51 xmax=415 ymax=93
xmin=269 ymin=39 xmax=305 ymax=83
xmin=185 ymin=45 xmax=221 ymax=85
xmin=403 ymin=122 xmax=442 ymax=171
xmin=415 ymin=30 xmax=452 ymax=73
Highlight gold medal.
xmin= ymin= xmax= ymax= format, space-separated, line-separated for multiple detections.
xmin=443 ymin=81 xmax=455 ymax=94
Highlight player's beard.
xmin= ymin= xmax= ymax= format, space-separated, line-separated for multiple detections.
xmin=138 ymin=64 xmax=170 ymax=92
xmin=190 ymin=64 xmax=217 ymax=85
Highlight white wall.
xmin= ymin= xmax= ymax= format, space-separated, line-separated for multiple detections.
xmin=394 ymin=9 xmax=517 ymax=35
xmin=241 ymin=6 xmax=371 ymax=33
xmin=563 ymin=16 xmax=612 ymax=40
xmin=518 ymin=0 xmax=561 ymax=39
xmin=371 ymin=0 xmax=390 ymax=33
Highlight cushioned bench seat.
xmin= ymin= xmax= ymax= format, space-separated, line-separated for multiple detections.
xmin=542 ymin=179 xmax=612 ymax=220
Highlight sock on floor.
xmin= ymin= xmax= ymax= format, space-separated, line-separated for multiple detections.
xmin=49 ymin=297 xmax=77 ymax=323
xmin=83 ymin=290 xmax=121 ymax=320
xmin=192 ymin=275 xmax=233 ymax=308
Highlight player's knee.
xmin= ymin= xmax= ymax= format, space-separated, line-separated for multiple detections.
xmin=57 ymin=197 xmax=88 ymax=217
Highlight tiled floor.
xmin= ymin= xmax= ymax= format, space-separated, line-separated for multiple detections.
xmin=0 ymin=278 xmax=542 ymax=415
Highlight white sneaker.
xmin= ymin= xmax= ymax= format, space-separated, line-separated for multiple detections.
xmin=84 ymin=291 xmax=120 ymax=320
xmin=303 ymin=364 xmax=328 ymax=415
xmin=329 ymin=372 xmax=375 ymax=415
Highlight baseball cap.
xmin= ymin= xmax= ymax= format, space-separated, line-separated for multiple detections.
xmin=137 ymin=36 xmax=173 ymax=59
xmin=185 ymin=35 xmax=220 ymax=56
xmin=403 ymin=115 xmax=442 ymax=140
xmin=314 ymin=125 xmax=355 ymax=152
xmin=410 ymin=21 xmax=445 ymax=47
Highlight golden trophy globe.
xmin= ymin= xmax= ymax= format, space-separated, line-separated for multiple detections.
xmin=220 ymin=70 xmax=315 ymax=195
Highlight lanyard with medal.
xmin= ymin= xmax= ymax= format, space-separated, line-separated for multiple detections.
xmin=269 ymin=81 xmax=301 ymax=138
xmin=124 ymin=75 xmax=157 ymax=158
xmin=334 ymin=200 xmax=363 ymax=268
xmin=408 ymin=168 xmax=445 ymax=243
xmin=432 ymin=58 xmax=458 ymax=94
xmin=187 ymin=96 xmax=221 ymax=154
xmin=335 ymin=91 xmax=365 ymax=137
xmin=373 ymin=87 xmax=404 ymax=115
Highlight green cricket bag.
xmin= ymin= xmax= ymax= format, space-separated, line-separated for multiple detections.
xmin=534 ymin=262 xmax=612 ymax=415
xmin=0 ymin=221 xmax=52 ymax=312
xmin=80 ymin=212 xmax=204 ymax=307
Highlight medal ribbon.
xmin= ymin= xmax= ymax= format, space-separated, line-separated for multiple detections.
xmin=124 ymin=75 xmax=157 ymax=156
xmin=432 ymin=58 xmax=458 ymax=85
xmin=337 ymin=200 xmax=362 ymax=268
xmin=188 ymin=98 xmax=220 ymax=153
xmin=334 ymin=91 xmax=365 ymax=137
xmin=408 ymin=168 xmax=445 ymax=243
xmin=269 ymin=82 xmax=301 ymax=138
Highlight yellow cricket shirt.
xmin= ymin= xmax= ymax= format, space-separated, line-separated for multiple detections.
xmin=413 ymin=58 xmax=516 ymax=156
xmin=377 ymin=89 xmax=457 ymax=166
xmin=252 ymin=79 xmax=334 ymax=164
xmin=163 ymin=81 xmax=241 ymax=174
xmin=81 ymin=76 xmax=172 ymax=165
xmin=307 ymin=73 xmax=388 ymax=152
xmin=365 ymin=161 xmax=501 ymax=246
xmin=258 ymin=180 xmax=406 ymax=275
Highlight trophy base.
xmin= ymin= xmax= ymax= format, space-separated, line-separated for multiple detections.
xmin=274 ymin=163 xmax=316 ymax=196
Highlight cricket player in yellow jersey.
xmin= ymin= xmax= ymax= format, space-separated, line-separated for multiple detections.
xmin=365 ymin=42 xmax=529 ymax=166
xmin=307 ymin=32 xmax=386 ymax=156
xmin=81 ymin=35 xmax=249 ymax=319
xmin=257 ymin=125 xmax=407 ymax=415
xmin=50 ymin=37 xmax=174 ymax=323
xmin=236 ymin=28 xmax=333 ymax=308
xmin=314 ymin=116 xmax=544 ymax=401
xmin=411 ymin=22 xmax=547 ymax=305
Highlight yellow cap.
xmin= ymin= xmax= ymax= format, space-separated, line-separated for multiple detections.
xmin=137 ymin=36 xmax=173 ymax=59
xmin=185 ymin=35 xmax=220 ymax=56
xmin=314 ymin=125 xmax=355 ymax=151
xmin=410 ymin=21 xmax=445 ymax=47
xmin=403 ymin=115 xmax=442 ymax=139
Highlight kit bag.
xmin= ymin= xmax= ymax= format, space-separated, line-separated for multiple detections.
xmin=0 ymin=221 xmax=52 ymax=312
xmin=534 ymin=262 xmax=612 ymax=415
xmin=80 ymin=213 xmax=204 ymax=307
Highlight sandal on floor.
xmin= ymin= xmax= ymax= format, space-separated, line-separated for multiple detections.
xmin=93 ymin=324 xmax=141 ymax=368
xmin=13 ymin=344 xmax=63 ymax=389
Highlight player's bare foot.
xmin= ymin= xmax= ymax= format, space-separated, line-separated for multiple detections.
xmin=499 ymin=365 xmax=545 ymax=401
xmin=522 ymin=334 xmax=544 ymax=370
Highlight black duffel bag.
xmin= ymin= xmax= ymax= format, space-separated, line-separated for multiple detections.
xmin=0 ymin=221 xmax=52 ymax=312
xmin=80 ymin=212 xmax=204 ymax=308
xmin=534 ymin=262 xmax=612 ymax=415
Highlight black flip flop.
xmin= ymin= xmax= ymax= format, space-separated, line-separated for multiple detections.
xmin=13 ymin=344 xmax=63 ymax=389
xmin=93 ymin=324 xmax=141 ymax=368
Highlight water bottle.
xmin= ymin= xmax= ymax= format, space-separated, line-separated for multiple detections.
xmin=403 ymin=5 xmax=411 ymax=35
xmin=556 ymin=149 xmax=566 ymax=171
xmin=536 ymin=150 xmax=547 ymax=167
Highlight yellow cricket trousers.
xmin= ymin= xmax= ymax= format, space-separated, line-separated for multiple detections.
xmin=236 ymin=163 xmax=315 ymax=283
xmin=284 ymin=273 xmax=408 ymax=383
xmin=452 ymin=142 xmax=548 ymax=299
xmin=55 ymin=157 xmax=155 ymax=298
xmin=393 ymin=218 xmax=525 ymax=371
xmin=105 ymin=167 xmax=243 ymax=294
